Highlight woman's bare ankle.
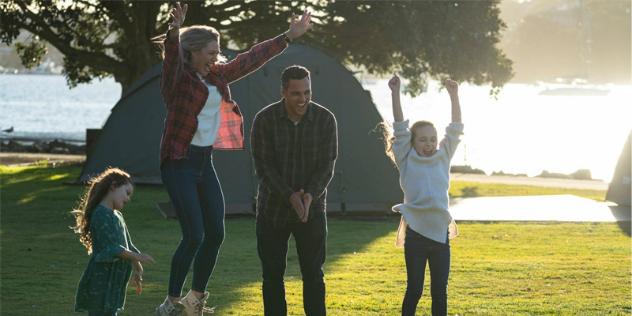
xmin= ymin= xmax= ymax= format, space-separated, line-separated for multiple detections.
xmin=191 ymin=290 xmax=206 ymax=300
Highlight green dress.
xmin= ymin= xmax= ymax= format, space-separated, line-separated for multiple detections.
xmin=75 ymin=205 xmax=139 ymax=314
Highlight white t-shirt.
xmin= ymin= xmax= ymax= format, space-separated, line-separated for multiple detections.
xmin=191 ymin=74 xmax=223 ymax=146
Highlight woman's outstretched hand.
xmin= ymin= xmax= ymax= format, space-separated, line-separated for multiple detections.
xmin=169 ymin=2 xmax=188 ymax=30
xmin=286 ymin=9 xmax=313 ymax=40
xmin=388 ymin=74 xmax=401 ymax=92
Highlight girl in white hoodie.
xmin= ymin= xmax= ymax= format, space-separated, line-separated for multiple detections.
xmin=383 ymin=74 xmax=463 ymax=316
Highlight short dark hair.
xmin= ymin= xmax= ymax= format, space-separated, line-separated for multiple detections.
xmin=281 ymin=65 xmax=311 ymax=89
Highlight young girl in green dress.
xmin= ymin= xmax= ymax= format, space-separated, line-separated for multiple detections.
xmin=72 ymin=168 xmax=155 ymax=316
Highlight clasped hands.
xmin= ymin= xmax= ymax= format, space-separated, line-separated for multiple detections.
xmin=289 ymin=189 xmax=313 ymax=223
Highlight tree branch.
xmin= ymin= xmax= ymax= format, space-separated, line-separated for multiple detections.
xmin=17 ymin=4 xmax=124 ymax=74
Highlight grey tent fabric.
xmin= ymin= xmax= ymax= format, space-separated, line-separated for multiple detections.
xmin=606 ymin=132 xmax=631 ymax=206
xmin=78 ymin=43 xmax=403 ymax=214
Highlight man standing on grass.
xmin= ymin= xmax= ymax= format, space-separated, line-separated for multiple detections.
xmin=250 ymin=65 xmax=338 ymax=316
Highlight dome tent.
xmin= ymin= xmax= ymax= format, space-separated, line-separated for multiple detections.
xmin=77 ymin=43 xmax=403 ymax=215
xmin=606 ymin=131 xmax=631 ymax=207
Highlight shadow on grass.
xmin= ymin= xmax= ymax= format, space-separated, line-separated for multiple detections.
xmin=615 ymin=221 xmax=631 ymax=237
xmin=194 ymin=216 xmax=397 ymax=313
xmin=460 ymin=186 xmax=479 ymax=197
xmin=1 ymin=165 xmax=397 ymax=315
xmin=606 ymin=205 xmax=631 ymax=237
xmin=1 ymin=164 xmax=81 ymax=201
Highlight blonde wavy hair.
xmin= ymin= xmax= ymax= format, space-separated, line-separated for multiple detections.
xmin=153 ymin=25 xmax=227 ymax=67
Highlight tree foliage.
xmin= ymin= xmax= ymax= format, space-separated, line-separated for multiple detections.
xmin=1 ymin=0 xmax=513 ymax=96
xmin=499 ymin=0 xmax=630 ymax=84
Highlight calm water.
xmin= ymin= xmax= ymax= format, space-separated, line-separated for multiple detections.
xmin=1 ymin=74 xmax=630 ymax=182
xmin=0 ymin=75 xmax=120 ymax=141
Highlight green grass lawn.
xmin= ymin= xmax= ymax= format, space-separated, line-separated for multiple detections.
xmin=1 ymin=165 xmax=629 ymax=315
xmin=449 ymin=181 xmax=607 ymax=201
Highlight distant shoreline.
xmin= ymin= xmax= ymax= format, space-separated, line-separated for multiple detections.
xmin=1 ymin=138 xmax=86 ymax=156
xmin=0 ymin=138 xmax=608 ymax=188
xmin=0 ymin=152 xmax=608 ymax=191
xmin=1 ymin=136 xmax=86 ymax=144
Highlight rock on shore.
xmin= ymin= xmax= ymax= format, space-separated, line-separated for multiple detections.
xmin=1 ymin=139 xmax=85 ymax=155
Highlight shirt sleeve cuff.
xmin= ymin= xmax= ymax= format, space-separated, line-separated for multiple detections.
xmin=393 ymin=120 xmax=411 ymax=138
xmin=282 ymin=188 xmax=295 ymax=202
xmin=446 ymin=122 xmax=464 ymax=135
xmin=94 ymin=245 xmax=126 ymax=263
xmin=128 ymin=243 xmax=140 ymax=254
xmin=164 ymin=30 xmax=179 ymax=49
xmin=275 ymin=33 xmax=290 ymax=48
xmin=392 ymin=120 xmax=410 ymax=131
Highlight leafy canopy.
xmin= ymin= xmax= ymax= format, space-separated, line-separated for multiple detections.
xmin=1 ymin=0 xmax=513 ymax=96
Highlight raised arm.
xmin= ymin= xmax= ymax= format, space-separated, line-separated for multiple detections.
xmin=159 ymin=2 xmax=188 ymax=96
xmin=219 ymin=10 xmax=312 ymax=84
xmin=445 ymin=79 xmax=461 ymax=123
xmin=388 ymin=74 xmax=404 ymax=122
xmin=441 ymin=79 xmax=464 ymax=160
xmin=168 ymin=2 xmax=187 ymax=39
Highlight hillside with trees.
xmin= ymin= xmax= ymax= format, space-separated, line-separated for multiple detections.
xmin=498 ymin=0 xmax=630 ymax=84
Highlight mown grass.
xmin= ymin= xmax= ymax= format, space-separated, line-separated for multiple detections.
xmin=449 ymin=181 xmax=607 ymax=201
xmin=1 ymin=165 xmax=629 ymax=315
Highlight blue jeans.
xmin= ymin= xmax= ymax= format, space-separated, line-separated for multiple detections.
xmin=161 ymin=145 xmax=225 ymax=297
xmin=402 ymin=226 xmax=450 ymax=316
xmin=256 ymin=211 xmax=328 ymax=316
xmin=88 ymin=313 xmax=116 ymax=316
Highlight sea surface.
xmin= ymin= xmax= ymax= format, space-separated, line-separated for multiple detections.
xmin=1 ymin=74 xmax=630 ymax=182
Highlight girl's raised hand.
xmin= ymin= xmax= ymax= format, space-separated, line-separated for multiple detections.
xmin=286 ymin=9 xmax=313 ymax=40
xmin=388 ymin=74 xmax=401 ymax=92
xmin=445 ymin=79 xmax=459 ymax=96
xmin=169 ymin=2 xmax=188 ymax=29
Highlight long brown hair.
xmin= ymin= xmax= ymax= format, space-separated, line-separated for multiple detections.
xmin=71 ymin=167 xmax=133 ymax=255
xmin=153 ymin=25 xmax=226 ymax=67
xmin=377 ymin=120 xmax=436 ymax=165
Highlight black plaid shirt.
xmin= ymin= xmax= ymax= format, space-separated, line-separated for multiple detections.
xmin=251 ymin=99 xmax=338 ymax=227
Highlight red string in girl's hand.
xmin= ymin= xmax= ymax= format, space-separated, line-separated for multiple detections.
xmin=130 ymin=278 xmax=142 ymax=294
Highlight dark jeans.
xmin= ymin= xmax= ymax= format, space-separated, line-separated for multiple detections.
xmin=161 ymin=145 xmax=225 ymax=297
xmin=256 ymin=210 xmax=328 ymax=316
xmin=88 ymin=313 xmax=116 ymax=316
xmin=402 ymin=226 xmax=450 ymax=316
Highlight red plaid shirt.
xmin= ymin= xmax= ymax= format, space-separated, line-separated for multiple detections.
xmin=159 ymin=31 xmax=288 ymax=165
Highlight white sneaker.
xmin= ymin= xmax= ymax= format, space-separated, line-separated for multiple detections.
xmin=155 ymin=297 xmax=184 ymax=316
xmin=181 ymin=290 xmax=215 ymax=315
